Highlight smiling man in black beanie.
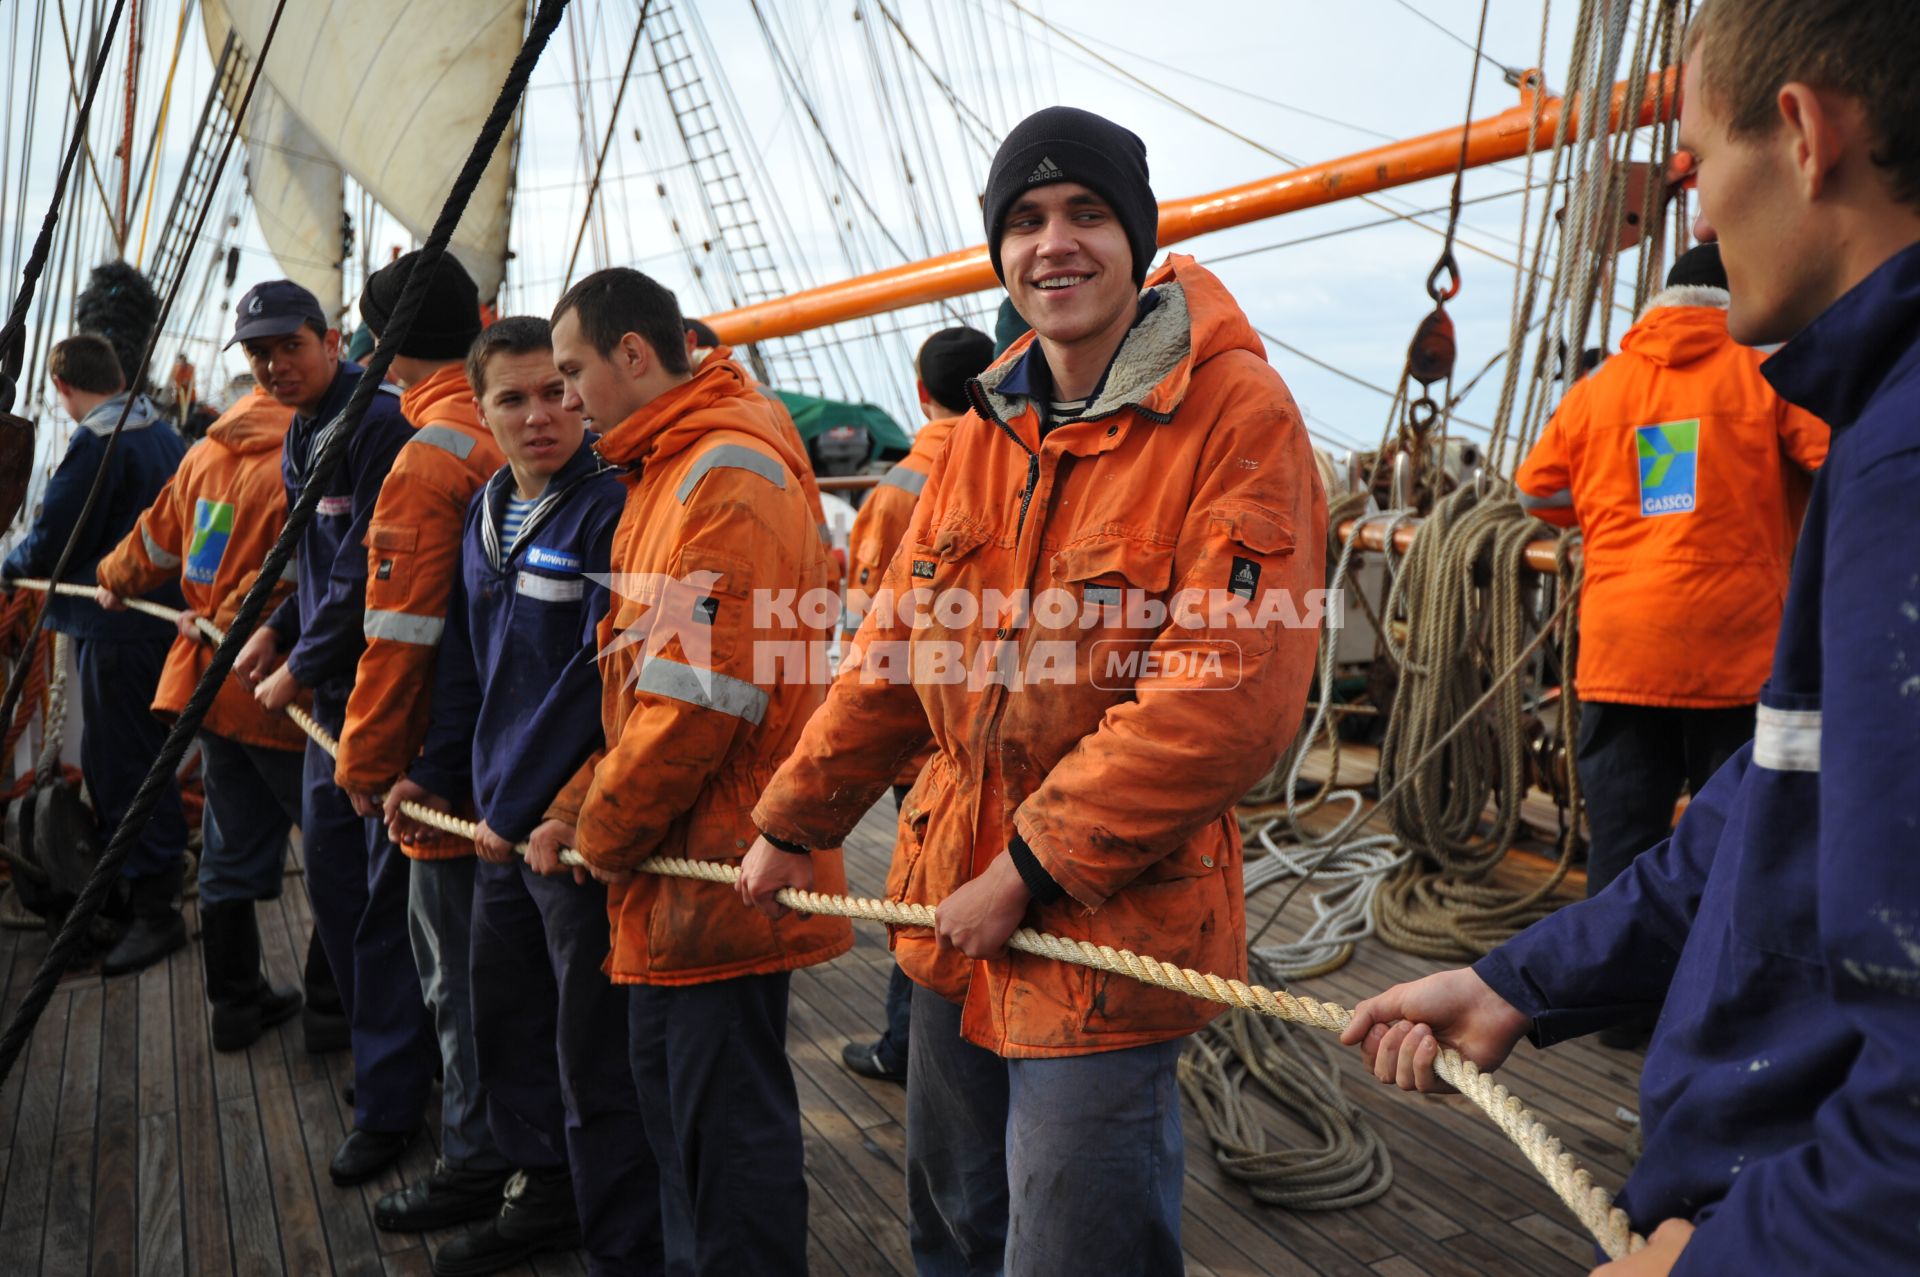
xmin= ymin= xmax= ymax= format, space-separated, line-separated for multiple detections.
xmin=742 ymin=105 xmax=1326 ymax=1276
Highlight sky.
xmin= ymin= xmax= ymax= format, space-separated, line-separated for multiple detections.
xmin=1 ymin=0 xmax=1674 ymax=464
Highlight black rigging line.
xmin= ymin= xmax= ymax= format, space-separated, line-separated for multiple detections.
xmin=0 ymin=0 xmax=127 ymax=408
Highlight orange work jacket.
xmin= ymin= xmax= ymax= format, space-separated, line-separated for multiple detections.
xmin=843 ymin=413 xmax=959 ymax=785
xmin=753 ymin=256 xmax=1326 ymax=1057
xmin=1517 ymin=289 xmax=1829 ymax=708
xmin=96 ymin=389 xmax=308 ymax=750
xmin=552 ymin=354 xmax=853 ymax=985
xmin=334 ymin=363 xmax=505 ymax=856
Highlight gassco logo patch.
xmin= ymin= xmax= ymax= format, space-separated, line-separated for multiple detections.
xmin=185 ymin=499 xmax=234 ymax=584
xmin=1636 ymin=419 xmax=1699 ymax=517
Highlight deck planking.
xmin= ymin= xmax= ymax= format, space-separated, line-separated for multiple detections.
xmin=0 ymin=756 xmax=1639 ymax=1275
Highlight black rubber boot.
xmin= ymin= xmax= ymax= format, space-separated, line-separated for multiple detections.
xmin=301 ymin=926 xmax=349 ymax=1054
xmin=201 ymin=899 xmax=302 ymax=1053
xmin=101 ymin=863 xmax=188 ymax=976
xmin=375 ymin=1159 xmax=514 ymax=1233
xmin=430 ymin=1168 xmax=582 ymax=1277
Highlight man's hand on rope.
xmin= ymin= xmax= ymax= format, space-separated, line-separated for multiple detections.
xmin=473 ymin=820 xmax=517 ymax=866
xmin=738 ymin=835 xmax=815 ymax=920
xmin=935 ymin=851 xmax=1033 ymax=960
xmin=254 ymin=664 xmax=300 ymax=712
xmin=1590 ymin=1219 xmax=1691 ymax=1275
xmin=93 ymin=586 xmax=126 ymax=613
xmin=234 ymin=626 xmax=283 ymax=687
xmin=525 ymin=820 xmax=586 ymax=883
xmin=1340 ymin=967 xmax=1531 ymax=1095
xmin=175 ymin=608 xmax=203 ymax=643
xmin=384 ymin=777 xmax=450 ymax=848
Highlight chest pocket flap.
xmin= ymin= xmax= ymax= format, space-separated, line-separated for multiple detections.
xmin=1050 ymin=534 xmax=1174 ymax=592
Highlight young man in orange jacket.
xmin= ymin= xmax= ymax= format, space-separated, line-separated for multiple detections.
xmin=332 ymin=252 xmax=514 ymax=1231
xmin=95 ymin=385 xmax=309 ymax=1050
xmin=838 ymin=324 xmax=994 ymax=1085
xmin=1515 ymin=244 xmax=1827 ymax=979
xmin=546 ymin=268 xmax=851 ymax=1276
xmin=740 ymin=108 xmax=1325 ymax=1274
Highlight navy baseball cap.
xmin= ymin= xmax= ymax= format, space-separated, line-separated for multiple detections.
xmin=227 ymin=279 xmax=328 ymax=349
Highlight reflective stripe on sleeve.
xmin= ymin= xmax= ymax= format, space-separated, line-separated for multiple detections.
xmin=1753 ymin=704 xmax=1820 ymax=773
xmin=675 ymin=444 xmax=787 ymax=503
xmin=1517 ymin=487 xmax=1573 ymax=513
xmin=410 ymin=425 xmax=479 ymax=459
xmin=364 ymin=608 xmax=446 ymax=646
xmin=634 ymin=657 xmax=768 ymax=724
xmin=516 ymin=571 xmax=583 ymax=603
xmin=878 ymin=464 xmax=929 ymax=496
xmin=316 ymin=495 xmax=353 ymax=517
xmin=141 ymin=523 xmax=182 ymax=570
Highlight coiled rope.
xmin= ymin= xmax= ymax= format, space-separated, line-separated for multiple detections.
xmin=10 ymin=573 xmax=1645 ymax=1258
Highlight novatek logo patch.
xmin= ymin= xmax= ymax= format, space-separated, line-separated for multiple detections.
xmin=185 ymin=499 xmax=234 ymax=585
xmin=524 ymin=545 xmax=582 ymax=573
xmin=1636 ymin=419 xmax=1699 ymax=517
xmin=1026 ymin=156 xmax=1064 ymax=184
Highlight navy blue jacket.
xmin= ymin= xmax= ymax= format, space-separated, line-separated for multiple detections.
xmin=1476 ymin=241 xmax=1920 ymax=1271
xmin=410 ymin=439 xmax=623 ymax=842
xmin=4 ymin=393 xmax=186 ymax=640
xmin=265 ymin=362 xmax=414 ymax=706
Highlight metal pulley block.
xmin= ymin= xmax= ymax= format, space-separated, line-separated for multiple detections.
xmin=1407 ymin=304 xmax=1457 ymax=390
xmin=33 ymin=778 xmax=99 ymax=900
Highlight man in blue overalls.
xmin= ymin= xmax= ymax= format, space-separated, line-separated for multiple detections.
xmin=2 ymin=334 xmax=188 ymax=974
xmin=230 ymin=280 xmax=436 ymax=1186
xmin=386 ymin=316 xmax=669 ymax=1277
xmin=1343 ymin=3 xmax=1920 ymax=1274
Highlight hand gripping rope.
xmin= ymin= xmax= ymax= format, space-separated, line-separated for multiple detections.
xmin=10 ymin=570 xmax=1646 ymax=1259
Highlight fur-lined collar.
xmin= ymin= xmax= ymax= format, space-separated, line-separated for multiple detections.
xmin=1638 ymin=284 xmax=1730 ymax=323
xmin=975 ymin=282 xmax=1193 ymax=425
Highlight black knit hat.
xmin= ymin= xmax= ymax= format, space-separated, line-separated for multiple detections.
xmin=359 ymin=251 xmax=482 ymax=360
xmin=1665 ymin=242 xmax=1727 ymax=291
xmin=916 ymin=326 xmax=995 ymax=413
xmin=982 ymin=107 xmax=1157 ymax=286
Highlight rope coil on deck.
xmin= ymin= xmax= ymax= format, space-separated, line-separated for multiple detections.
xmin=9 ymin=578 xmax=1643 ymax=1258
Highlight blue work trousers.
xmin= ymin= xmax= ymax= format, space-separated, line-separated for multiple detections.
xmin=301 ymin=708 xmax=435 ymax=1135
xmin=471 ymin=857 xmax=668 ymax=1275
xmin=74 ymin=634 xmax=186 ymax=880
xmin=408 ymin=855 xmax=503 ymax=1172
xmin=628 ymin=972 xmax=806 ymax=1277
xmin=196 ymin=732 xmax=302 ymax=906
xmin=906 ymin=981 xmax=1186 ymax=1277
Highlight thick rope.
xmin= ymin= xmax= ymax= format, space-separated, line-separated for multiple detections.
xmin=13 ymin=577 xmax=1641 ymax=1257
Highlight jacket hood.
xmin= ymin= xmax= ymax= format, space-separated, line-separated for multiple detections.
xmin=975 ymin=254 xmax=1265 ymax=425
xmin=77 ymin=391 xmax=160 ymax=436
xmin=598 ymin=354 xmax=811 ymax=482
xmin=399 ymin=362 xmax=480 ymax=428
xmin=1621 ymin=287 xmax=1733 ymax=368
xmin=206 ymin=387 xmax=294 ymax=454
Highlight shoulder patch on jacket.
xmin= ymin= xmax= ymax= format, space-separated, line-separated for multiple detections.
xmin=409 ymin=425 xmax=478 ymax=460
xmin=184 ymin=498 xmax=235 ymax=584
xmin=675 ymin=443 xmax=787 ymax=504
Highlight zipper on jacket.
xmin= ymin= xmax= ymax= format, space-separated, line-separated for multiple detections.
xmin=972 ymin=382 xmax=1042 ymax=540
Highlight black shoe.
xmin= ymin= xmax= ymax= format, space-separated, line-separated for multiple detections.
xmin=201 ymin=900 xmax=303 ymax=1052
xmin=303 ymin=1006 xmax=351 ymax=1054
xmin=841 ymin=1039 xmax=906 ymax=1084
xmin=330 ymin=1127 xmax=415 ymax=1186
xmin=211 ymin=983 xmax=303 ymax=1053
xmin=101 ymin=909 xmax=187 ymax=975
xmin=431 ymin=1170 xmax=581 ymax=1277
xmin=376 ymin=1160 xmax=513 ymax=1233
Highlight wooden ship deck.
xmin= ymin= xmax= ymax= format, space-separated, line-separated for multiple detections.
xmin=0 ymin=748 xmax=1640 ymax=1276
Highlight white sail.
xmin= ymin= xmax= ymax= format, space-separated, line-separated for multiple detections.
xmin=202 ymin=0 xmax=347 ymax=316
xmin=210 ymin=0 xmax=524 ymax=301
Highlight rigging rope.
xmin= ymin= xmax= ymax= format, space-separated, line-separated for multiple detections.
xmin=7 ymin=571 xmax=1647 ymax=1259
xmin=0 ymin=0 xmax=572 ymax=1092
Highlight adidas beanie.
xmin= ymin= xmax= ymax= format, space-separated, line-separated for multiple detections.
xmin=982 ymin=107 xmax=1157 ymax=286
